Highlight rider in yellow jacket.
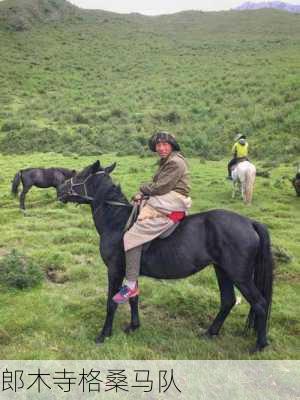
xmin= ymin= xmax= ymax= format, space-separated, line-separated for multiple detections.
xmin=227 ymin=134 xmax=249 ymax=179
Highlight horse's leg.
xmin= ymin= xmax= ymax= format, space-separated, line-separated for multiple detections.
xmin=235 ymin=281 xmax=268 ymax=352
xmin=95 ymin=273 xmax=123 ymax=344
xmin=241 ymin=180 xmax=247 ymax=202
xmin=55 ymin=182 xmax=63 ymax=199
xmin=232 ymin=182 xmax=236 ymax=199
xmin=20 ymin=185 xmax=30 ymax=210
xmin=124 ymin=296 xmax=140 ymax=334
xmin=205 ymin=267 xmax=236 ymax=337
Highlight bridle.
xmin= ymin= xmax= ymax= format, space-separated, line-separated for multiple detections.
xmin=63 ymin=171 xmax=130 ymax=208
xmin=64 ymin=171 xmax=105 ymax=202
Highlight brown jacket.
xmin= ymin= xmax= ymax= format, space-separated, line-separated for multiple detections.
xmin=140 ymin=152 xmax=190 ymax=197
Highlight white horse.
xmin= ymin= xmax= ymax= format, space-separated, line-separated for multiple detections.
xmin=232 ymin=161 xmax=256 ymax=204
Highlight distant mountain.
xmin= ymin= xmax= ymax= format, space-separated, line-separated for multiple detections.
xmin=234 ymin=1 xmax=300 ymax=13
xmin=0 ymin=0 xmax=80 ymax=31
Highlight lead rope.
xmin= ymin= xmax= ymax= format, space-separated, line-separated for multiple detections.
xmin=123 ymin=203 xmax=139 ymax=233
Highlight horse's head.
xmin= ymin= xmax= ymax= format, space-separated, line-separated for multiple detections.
xmin=292 ymin=173 xmax=300 ymax=196
xmin=58 ymin=160 xmax=116 ymax=204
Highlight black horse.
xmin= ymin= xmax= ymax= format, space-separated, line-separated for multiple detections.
xmin=292 ymin=172 xmax=300 ymax=196
xmin=12 ymin=167 xmax=76 ymax=210
xmin=58 ymin=160 xmax=274 ymax=352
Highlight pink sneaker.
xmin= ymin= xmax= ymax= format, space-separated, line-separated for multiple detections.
xmin=113 ymin=285 xmax=140 ymax=304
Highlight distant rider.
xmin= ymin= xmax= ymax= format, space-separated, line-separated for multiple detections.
xmin=227 ymin=134 xmax=249 ymax=180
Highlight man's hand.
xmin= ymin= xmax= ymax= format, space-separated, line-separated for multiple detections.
xmin=132 ymin=192 xmax=143 ymax=204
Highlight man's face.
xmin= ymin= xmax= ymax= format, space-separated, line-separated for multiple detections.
xmin=155 ymin=141 xmax=173 ymax=158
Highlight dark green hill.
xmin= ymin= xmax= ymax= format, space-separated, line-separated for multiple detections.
xmin=0 ymin=0 xmax=299 ymax=159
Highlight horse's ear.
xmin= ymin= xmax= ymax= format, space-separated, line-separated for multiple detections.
xmin=91 ymin=160 xmax=101 ymax=174
xmin=105 ymin=162 xmax=116 ymax=175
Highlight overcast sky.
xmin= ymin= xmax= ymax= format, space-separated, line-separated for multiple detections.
xmin=67 ymin=0 xmax=300 ymax=14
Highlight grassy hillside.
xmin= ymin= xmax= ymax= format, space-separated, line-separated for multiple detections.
xmin=0 ymin=0 xmax=299 ymax=159
xmin=0 ymin=153 xmax=299 ymax=359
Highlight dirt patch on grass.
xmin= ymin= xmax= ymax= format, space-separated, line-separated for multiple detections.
xmin=0 ymin=248 xmax=9 ymax=257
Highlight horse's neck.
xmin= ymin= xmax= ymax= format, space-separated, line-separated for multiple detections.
xmin=92 ymin=183 xmax=131 ymax=237
xmin=56 ymin=168 xmax=72 ymax=177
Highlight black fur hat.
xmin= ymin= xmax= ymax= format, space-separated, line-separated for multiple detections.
xmin=235 ymin=133 xmax=246 ymax=141
xmin=148 ymin=131 xmax=180 ymax=152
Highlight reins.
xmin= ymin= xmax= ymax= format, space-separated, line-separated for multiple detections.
xmin=93 ymin=199 xmax=132 ymax=224
xmin=94 ymin=201 xmax=138 ymax=233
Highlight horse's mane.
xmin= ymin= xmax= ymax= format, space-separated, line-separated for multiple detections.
xmin=54 ymin=167 xmax=75 ymax=175
xmin=100 ymin=180 xmax=130 ymax=205
xmin=20 ymin=167 xmax=74 ymax=175
xmin=93 ymin=177 xmax=131 ymax=231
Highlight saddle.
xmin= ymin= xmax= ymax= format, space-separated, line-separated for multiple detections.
xmin=236 ymin=157 xmax=248 ymax=164
xmin=231 ymin=157 xmax=249 ymax=172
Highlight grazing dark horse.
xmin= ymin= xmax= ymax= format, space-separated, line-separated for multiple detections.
xmin=58 ymin=161 xmax=274 ymax=352
xmin=12 ymin=167 xmax=76 ymax=210
xmin=292 ymin=166 xmax=300 ymax=196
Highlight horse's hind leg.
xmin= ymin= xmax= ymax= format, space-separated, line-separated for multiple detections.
xmin=205 ymin=267 xmax=236 ymax=337
xmin=232 ymin=183 xmax=236 ymax=199
xmin=242 ymin=181 xmax=248 ymax=203
xmin=235 ymin=281 xmax=268 ymax=352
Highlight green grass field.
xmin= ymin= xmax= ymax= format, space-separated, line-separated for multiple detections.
xmin=0 ymin=153 xmax=299 ymax=360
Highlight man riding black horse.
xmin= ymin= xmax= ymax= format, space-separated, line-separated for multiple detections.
xmin=113 ymin=131 xmax=192 ymax=303
xmin=58 ymin=133 xmax=273 ymax=352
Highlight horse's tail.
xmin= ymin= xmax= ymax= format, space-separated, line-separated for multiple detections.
xmin=246 ymin=221 xmax=274 ymax=332
xmin=11 ymin=171 xmax=21 ymax=196
xmin=244 ymin=166 xmax=256 ymax=204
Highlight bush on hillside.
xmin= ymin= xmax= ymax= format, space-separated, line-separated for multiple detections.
xmin=272 ymin=245 xmax=293 ymax=264
xmin=164 ymin=111 xmax=181 ymax=124
xmin=0 ymin=249 xmax=43 ymax=289
xmin=1 ymin=120 xmax=23 ymax=132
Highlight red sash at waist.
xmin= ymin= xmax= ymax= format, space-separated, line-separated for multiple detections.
xmin=167 ymin=211 xmax=186 ymax=222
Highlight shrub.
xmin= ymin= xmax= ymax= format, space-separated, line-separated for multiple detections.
xmin=164 ymin=111 xmax=181 ymax=124
xmin=1 ymin=120 xmax=22 ymax=132
xmin=133 ymin=113 xmax=144 ymax=123
xmin=0 ymin=249 xmax=43 ymax=289
xmin=111 ymin=108 xmax=126 ymax=118
xmin=73 ymin=113 xmax=89 ymax=124
xmin=272 ymin=245 xmax=293 ymax=264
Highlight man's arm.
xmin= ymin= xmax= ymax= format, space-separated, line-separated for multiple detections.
xmin=140 ymin=160 xmax=183 ymax=196
xmin=232 ymin=143 xmax=237 ymax=157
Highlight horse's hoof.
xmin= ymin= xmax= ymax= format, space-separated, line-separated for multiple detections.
xmin=201 ymin=330 xmax=218 ymax=340
xmin=124 ymin=324 xmax=140 ymax=334
xmin=95 ymin=334 xmax=110 ymax=345
xmin=95 ymin=336 xmax=105 ymax=345
xmin=249 ymin=342 xmax=269 ymax=354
